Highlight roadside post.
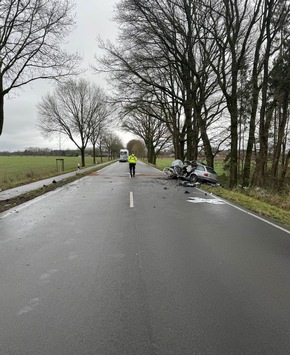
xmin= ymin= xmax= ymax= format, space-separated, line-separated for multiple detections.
xmin=56 ymin=158 xmax=64 ymax=173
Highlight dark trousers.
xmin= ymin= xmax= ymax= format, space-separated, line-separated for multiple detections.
xmin=129 ymin=163 xmax=136 ymax=177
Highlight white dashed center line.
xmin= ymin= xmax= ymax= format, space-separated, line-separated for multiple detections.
xmin=130 ymin=191 xmax=134 ymax=208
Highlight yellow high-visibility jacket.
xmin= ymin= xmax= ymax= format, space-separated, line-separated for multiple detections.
xmin=128 ymin=154 xmax=138 ymax=163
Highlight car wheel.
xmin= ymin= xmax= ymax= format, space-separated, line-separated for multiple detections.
xmin=189 ymin=174 xmax=198 ymax=183
xmin=174 ymin=166 xmax=182 ymax=176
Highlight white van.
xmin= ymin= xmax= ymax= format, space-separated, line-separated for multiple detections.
xmin=119 ymin=149 xmax=129 ymax=162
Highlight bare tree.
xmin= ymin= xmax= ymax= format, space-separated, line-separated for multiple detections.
xmin=198 ymin=0 xmax=265 ymax=187
xmin=37 ymin=79 xmax=108 ymax=166
xmin=97 ymin=0 xmax=290 ymax=189
xmin=0 ymin=0 xmax=81 ymax=134
xmin=122 ymin=104 xmax=171 ymax=164
xmin=96 ymin=0 xmax=223 ymax=163
xmin=89 ymin=91 xmax=114 ymax=164
xmin=127 ymin=139 xmax=146 ymax=157
xmin=198 ymin=0 xmax=290 ymax=188
xmin=253 ymin=0 xmax=290 ymax=188
xmin=268 ymin=43 xmax=290 ymax=190
xmin=101 ymin=132 xmax=123 ymax=160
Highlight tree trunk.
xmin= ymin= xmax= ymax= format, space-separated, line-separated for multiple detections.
xmin=242 ymin=114 xmax=257 ymax=187
xmin=254 ymin=78 xmax=268 ymax=187
xmin=227 ymin=83 xmax=239 ymax=188
xmin=0 ymin=77 xmax=4 ymax=135
xmin=254 ymin=2 xmax=275 ymax=188
xmin=242 ymin=68 xmax=261 ymax=186
xmin=179 ymin=138 xmax=185 ymax=161
xmin=278 ymin=149 xmax=290 ymax=190
xmin=80 ymin=147 xmax=85 ymax=167
xmin=184 ymin=104 xmax=194 ymax=160
xmin=199 ymin=116 xmax=214 ymax=167
xmin=229 ymin=112 xmax=238 ymax=188
xmin=146 ymin=140 xmax=155 ymax=164
xmin=172 ymin=129 xmax=185 ymax=160
xmin=271 ymin=93 xmax=288 ymax=189
xmin=255 ymin=103 xmax=273 ymax=187
xmin=92 ymin=144 xmax=96 ymax=164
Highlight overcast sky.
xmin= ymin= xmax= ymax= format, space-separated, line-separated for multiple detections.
xmin=0 ymin=0 xmax=131 ymax=152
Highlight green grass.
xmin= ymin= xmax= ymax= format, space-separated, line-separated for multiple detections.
xmin=202 ymin=185 xmax=290 ymax=228
xmin=155 ymin=158 xmax=174 ymax=171
xmin=0 ymin=156 xmax=106 ymax=190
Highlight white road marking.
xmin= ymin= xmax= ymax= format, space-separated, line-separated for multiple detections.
xmin=187 ymin=197 xmax=225 ymax=204
xmin=17 ymin=298 xmax=40 ymax=316
xmin=130 ymin=191 xmax=134 ymax=208
xmin=39 ymin=269 xmax=58 ymax=280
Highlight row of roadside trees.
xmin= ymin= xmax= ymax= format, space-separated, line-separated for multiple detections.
xmin=95 ymin=0 xmax=290 ymax=190
xmin=1 ymin=1 xmax=290 ymax=189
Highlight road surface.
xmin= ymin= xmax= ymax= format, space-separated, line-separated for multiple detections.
xmin=1 ymin=161 xmax=290 ymax=354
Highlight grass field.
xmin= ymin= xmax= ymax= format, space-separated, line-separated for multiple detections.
xmin=0 ymin=156 xmax=103 ymax=190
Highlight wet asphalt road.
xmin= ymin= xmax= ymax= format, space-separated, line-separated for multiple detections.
xmin=1 ymin=161 xmax=290 ymax=355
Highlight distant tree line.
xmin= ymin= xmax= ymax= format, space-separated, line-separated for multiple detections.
xmin=0 ymin=145 xmax=121 ymax=160
xmin=0 ymin=148 xmax=79 ymax=157
xmin=0 ymin=148 xmax=104 ymax=157
xmin=96 ymin=0 xmax=290 ymax=190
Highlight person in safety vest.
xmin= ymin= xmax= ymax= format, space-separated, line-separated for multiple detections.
xmin=128 ymin=153 xmax=138 ymax=177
